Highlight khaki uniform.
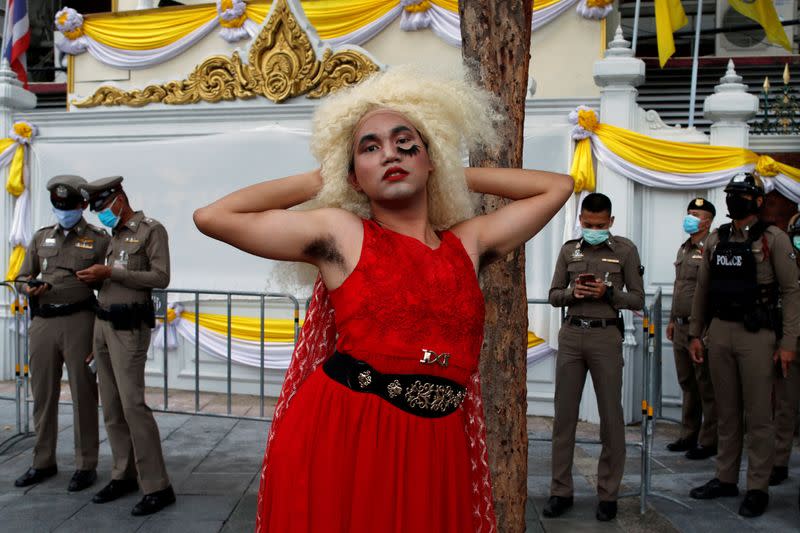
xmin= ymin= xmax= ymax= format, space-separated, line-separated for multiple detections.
xmin=19 ymin=219 xmax=109 ymax=470
xmin=690 ymin=223 xmax=800 ymax=491
xmin=670 ymin=237 xmax=717 ymax=447
xmin=549 ymin=235 xmax=645 ymax=501
xmin=94 ymin=211 xmax=171 ymax=494
xmin=773 ymin=258 xmax=800 ymax=469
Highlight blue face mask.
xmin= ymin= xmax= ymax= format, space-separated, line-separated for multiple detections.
xmin=581 ymin=228 xmax=610 ymax=246
xmin=97 ymin=196 xmax=121 ymax=229
xmin=683 ymin=214 xmax=701 ymax=235
xmin=52 ymin=207 xmax=83 ymax=229
xmin=793 ymin=235 xmax=800 ymax=251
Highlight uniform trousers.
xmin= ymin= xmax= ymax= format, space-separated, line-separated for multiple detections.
xmin=672 ymin=322 xmax=717 ymax=446
xmin=773 ymin=355 xmax=800 ymax=468
xmin=29 ymin=310 xmax=98 ymax=470
xmin=94 ymin=318 xmax=170 ymax=494
xmin=551 ymin=323 xmax=625 ymax=501
xmin=707 ymin=318 xmax=775 ymax=491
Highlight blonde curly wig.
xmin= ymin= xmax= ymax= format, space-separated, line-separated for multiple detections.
xmin=309 ymin=64 xmax=501 ymax=230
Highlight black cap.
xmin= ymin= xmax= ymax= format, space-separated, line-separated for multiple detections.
xmin=687 ymin=197 xmax=716 ymax=217
xmin=789 ymin=213 xmax=800 ymax=236
xmin=79 ymin=176 xmax=124 ymax=211
xmin=47 ymin=174 xmax=87 ymax=210
xmin=724 ymin=172 xmax=764 ymax=196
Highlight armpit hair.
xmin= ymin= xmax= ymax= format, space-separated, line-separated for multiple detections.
xmin=303 ymin=235 xmax=345 ymax=267
xmin=479 ymin=248 xmax=500 ymax=271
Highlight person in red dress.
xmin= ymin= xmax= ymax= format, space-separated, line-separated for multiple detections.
xmin=194 ymin=66 xmax=574 ymax=533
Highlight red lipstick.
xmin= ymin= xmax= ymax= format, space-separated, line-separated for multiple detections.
xmin=383 ymin=166 xmax=408 ymax=182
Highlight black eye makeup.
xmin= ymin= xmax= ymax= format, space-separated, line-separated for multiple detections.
xmin=398 ymin=144 xmax=421 ymax=157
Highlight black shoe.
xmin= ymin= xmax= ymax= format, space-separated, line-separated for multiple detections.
xmin=738 ymin=490 xmax=769 ymax=518
xmin=92 ymin=479 xmax=139 ymax=503
xmin=542 ymin=495 xmax=573 ymax=518
xmin=685 ymin=445 xmax=717 ymax=460
xmin=68 ymin=469 xmax=97 ymax=492
xmin=131 ymin=485 xmax=176 ymax=516
xmin=666 ymin=437 xmax=697 ymax=452
xmin=596 ymin=500 xmax=617 ymax=521
xmin=689 ymin=478 xmax=739 ymax=500
xmin=14 ymin=465 xmax=57 ymax=487
xmin=768 ymin=465 xmax=788 ymax=486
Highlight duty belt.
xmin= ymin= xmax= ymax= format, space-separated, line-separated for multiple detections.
xmin=566 ymin=316 xmax=619 ymax=329
xmin=674 ymin=316 xmax=690 ymax=326
xmin=31 ymin=298 xmax=96 ymax=319
xmin=323 ymin=352 xmax=467 ymax=418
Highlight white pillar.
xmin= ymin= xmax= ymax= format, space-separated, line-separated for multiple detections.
xmin=703 ymin=60 xmax=758 ymax=149
xmin=0 ymin=60 xmax=37 ymax=379
xmin=584 ymin=27 xmax=646 ymax=424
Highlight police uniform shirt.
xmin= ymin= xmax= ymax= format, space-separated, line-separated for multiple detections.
xmin=549 ymin=235 xmax=645 ymax=318
xmin=19 ymin=219 xmax=110 ymax=305
xmin=690 ymin=223 xmax=800 ymax=351
xmin=99 ymin=211 xmax=170 ymax=307
xmin=671 ymin=237 xmax=706 ymax=321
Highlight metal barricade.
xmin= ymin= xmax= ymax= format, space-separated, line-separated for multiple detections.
xmin=0 ymin=282 xmax=32 ymax=454
xmin=152 ymin=288 xmax=300 ymax=421
xmin=524 ymin=298 xmax=647 ymax=507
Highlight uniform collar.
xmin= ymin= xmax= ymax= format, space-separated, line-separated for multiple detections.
xmin=115 ymin=211 xmax=144 ymax=235
xmin=684 ymin=235 xmax=706 ymax=250
xmin=579 ymin=234 xmax=616 ymax=251
xmin=48 ymin=217 xmax=87 ymax=238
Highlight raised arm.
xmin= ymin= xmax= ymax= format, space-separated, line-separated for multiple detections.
xmin=193 ymin=170 xmax=361 ymax=268
xmin=451 ymin=167 xmax=574 ymax=267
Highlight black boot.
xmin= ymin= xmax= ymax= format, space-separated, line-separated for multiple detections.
xmin=685 ymin=444 xmax=717 ymax=460
xmin=596 ymin=500 xmax=617 ymax=521
xmin=92 ymin=479 xmax=139 ymax=503
xmin=131 ymin=485 xmax=176 ymax=516
xmin=689 ymin=478 xmax=739 ymax=499
xmin=666 ymin=436 xmax=696 ymax=452
xmin=68 ymin=469 xmax=97 ymax=492
xmin=738 ymin=490 xmax=768 ymax=518
xmin=542 ymin=495 xmax=573 ymax=518
xmin=14 ymin=465 xmax=57 ymax=487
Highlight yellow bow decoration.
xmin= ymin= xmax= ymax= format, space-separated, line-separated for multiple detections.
xmin=219 ymin=0 xmax=247 ymax=28
xmin=404 ymin=1 xmax=432 ymax=12
xmin=5 ymin=245 xmax=26 ymax=284
xmin=755 ymin=155 xmax=780 ymax=178
xmin=57 ymin=9 xmax=84 ymax=40
xmin=586 ymin=0 xmax=613 ymax=7
xmin=570 ymin=138 xmax=596 ymax=193
xmin=577 ymin=108 xmax=599 ymax=133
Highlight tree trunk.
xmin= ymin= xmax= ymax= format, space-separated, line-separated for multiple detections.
xmin=459 ymin=3 xmax=532 ymax=533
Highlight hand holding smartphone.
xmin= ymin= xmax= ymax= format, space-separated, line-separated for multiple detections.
xmin=576 ymin=273 xmax=597 ymax=286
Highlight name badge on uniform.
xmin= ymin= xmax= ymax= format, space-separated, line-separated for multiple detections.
xmin=124 ymin=237 xmax=140 ymax=244
xmin=691 ymin=254 xmax=703 ymax=259
xmin=601 ymin=258 xmax=620 ymax=264
xmin=43 ymin=238 xmax=56 ymax=247
xmin=113 ymin=250 xmax=129 ymax=269
xmin=571 ymin=243 xmax=583 ymax=260
xmin=75 ymin=238 xmax=94 ymax=250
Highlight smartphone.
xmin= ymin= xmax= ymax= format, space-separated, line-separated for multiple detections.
xmin=27 ymin=280 xmax=50 ymax=289
xmin=576 ymin=273 xmax=596 ymax=285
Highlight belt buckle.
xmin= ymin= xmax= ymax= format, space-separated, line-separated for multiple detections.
xmin=579 ymin=318 xmax=592 ymax=329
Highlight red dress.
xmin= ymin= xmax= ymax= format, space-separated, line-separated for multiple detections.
xmin=257 ymin=219 xmax=495 ymax=533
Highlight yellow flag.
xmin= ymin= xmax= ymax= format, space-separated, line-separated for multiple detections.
xmin=655 ymin=0 xmax=688 ymax=67
xmin=728 ymin=0 xmax=792 ymax=51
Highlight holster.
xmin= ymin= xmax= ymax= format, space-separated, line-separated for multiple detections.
xmin=96 ymin=300 xmax=155 ymax=330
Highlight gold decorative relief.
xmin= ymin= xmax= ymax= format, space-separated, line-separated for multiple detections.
xmin=73 ymin=0 xmax=380 ymax=109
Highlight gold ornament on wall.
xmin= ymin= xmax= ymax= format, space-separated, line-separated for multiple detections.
xmin=73 ymin=0 xmax=381 ymax=109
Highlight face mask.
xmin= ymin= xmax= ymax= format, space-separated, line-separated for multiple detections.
xmin=683 ymin=214 xmax=701 ymax=235
xmin=725 ymin=194 xmax=758 ymax=220
xmin=97 ymin=196 xmax=121 ymax=228
xmin=52 ymin=207 xmax=83 ymax=229
xmin=582 ymin=228 xmax=610 ymax=246
xmin=793 ymin=236 xmax=800 ymax=251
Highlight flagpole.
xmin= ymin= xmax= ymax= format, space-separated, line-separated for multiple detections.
xmin=1 ymin=0 xmax=11 ymax=59
xmin=687 ymin=0 xmax=704 ymax=128
xmin=631 ymin=0 xmax=642 ymax=53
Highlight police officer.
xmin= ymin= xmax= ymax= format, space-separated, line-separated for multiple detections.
xmin=544 ymin=193 xmax=644 ymax=522
xmin=75 ymin=176 xmax=175 ymax=515
xmin=14 ymin=175 xmax=109 ymax=491
xmin=665 ymin=198 xmax=718 ymax=460
xmin=770 ymin=212 xmax=800 ymax=488
xmin=688 ymin=172 xmax=800 ymax=517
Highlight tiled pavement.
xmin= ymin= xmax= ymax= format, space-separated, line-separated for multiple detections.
xmin=0 ymin=383 xmax=798 ymax=532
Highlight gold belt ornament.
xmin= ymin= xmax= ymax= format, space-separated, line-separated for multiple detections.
xmin=420 ymin=348 xmax=450 ymax=367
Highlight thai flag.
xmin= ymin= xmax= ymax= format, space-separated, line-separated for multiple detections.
xmin=3 ymin=0 xmax=30 ymax=87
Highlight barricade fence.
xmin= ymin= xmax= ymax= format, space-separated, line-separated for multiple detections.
xmin=4 ymin=286 xmax=686 ymax=514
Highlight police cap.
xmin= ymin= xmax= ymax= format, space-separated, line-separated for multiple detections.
xmin=80 ymin=176 xmax=124 ymax=211
xmin=724 ymin=172 xmax=764 ymax=196
xmin=687 ymin=197 xmax=716 ymax=217
xmin=789 ymin=213 xmax=800 ymax=236
xmin=47 ymin=174 xmax=87 ymax=209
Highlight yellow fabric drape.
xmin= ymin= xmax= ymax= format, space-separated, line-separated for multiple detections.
xmin=5 ymin=145 xmax=25 ymax=197
xmin=570 ymin=138 xmax=595 ymax=192
xmin=247 ymin=1 xmax=398 ymax=40
xmin=728 ymin=0 xmax=792 ymax=52
xmin=432 ymin=0 xmax=565 ymax=11
xmin=654 ymin=0 xmax=687 ymax=67
xmin=181 ymin=311 xmax=299 ymax=343
xmin=83 ymin=6 xmax=218 ymax=50
xmin=527 ymin=331 xmax=544 ymax=349
xmin=5 ymin=245 xmax=25 ymax=282
xmin=595 ymin=123 xmax=760 ymax=174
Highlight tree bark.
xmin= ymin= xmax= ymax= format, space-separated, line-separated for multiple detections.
xmin=459 ymin=3 xmax=532 ymax=533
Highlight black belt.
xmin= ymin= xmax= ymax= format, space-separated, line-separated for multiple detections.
xmin=674 ymin=317 xmax=690 ymax=325
xmin=31 ymin=298 xmax=95 ymax=319
xmin=566 ymin=316 xmax=619 ymax=329
xmin=322 ymin=352 xmax=466 ymax=418
xmin=95 ymin=302 xmax=155 ymax=330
